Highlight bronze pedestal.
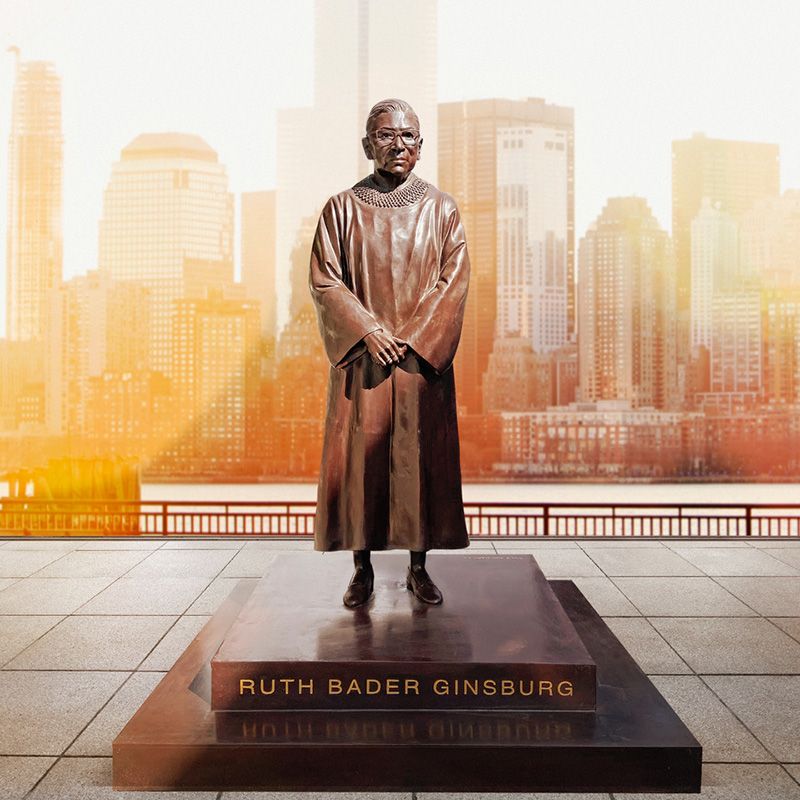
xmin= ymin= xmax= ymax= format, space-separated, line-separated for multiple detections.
xmin=113 ymin=553 xmax=702 ymax=792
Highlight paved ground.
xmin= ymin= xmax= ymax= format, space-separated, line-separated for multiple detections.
xmin=0 ymin=536 xmax=798 ymax=799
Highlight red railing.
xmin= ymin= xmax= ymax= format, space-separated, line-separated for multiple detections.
xmin=1 ymin=499 xmax=799 ymax=538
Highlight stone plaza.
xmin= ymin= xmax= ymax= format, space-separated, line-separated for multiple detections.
xmin=0 ymin=536 xmax=798 ymax=799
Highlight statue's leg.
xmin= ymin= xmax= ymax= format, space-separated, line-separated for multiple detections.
xmin=407 ymin=550 xmax=443 ymax=605
xmin=343 ymin=549 xmax=374 ymax=608
xmin=355 ymin=549 xmax=372 ymax=570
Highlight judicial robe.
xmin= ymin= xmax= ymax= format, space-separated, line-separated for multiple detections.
xmin=309 ymin=173 xmax=471 ymax=552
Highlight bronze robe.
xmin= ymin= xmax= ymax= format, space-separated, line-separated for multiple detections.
xmin=309 ymin=175 xmax=470 ymax=552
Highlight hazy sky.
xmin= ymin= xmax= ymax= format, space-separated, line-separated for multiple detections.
xmin=1 ymin=0 xmax=799 ymax=333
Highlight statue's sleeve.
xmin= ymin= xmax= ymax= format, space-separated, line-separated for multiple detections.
xmin=309 ymin=197 xmax=382 ymax=368
xmin=395 ymin=195 xmax=470 ymax=375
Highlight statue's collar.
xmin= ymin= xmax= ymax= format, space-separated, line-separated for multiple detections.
xmin=351 ymin=172 xmax=428 ymax=207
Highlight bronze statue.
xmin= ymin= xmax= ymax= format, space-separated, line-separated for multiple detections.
xmin=309 ymin=98 xmax=471 ymax=607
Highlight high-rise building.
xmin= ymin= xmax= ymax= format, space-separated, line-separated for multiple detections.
xmin=169 ymin=290 xmax=261 ymax=473
xmin=0 ymin=339 xmax=44 ymax=431
xmin=45 ymin=272 xmax=150 ymax=435
xmin=241 ymin=190 xmax=276 ymax=338
xmin=482 ymin=337 xmax=550 ymax=413
xmin=438 ymin=98 xmax=574 ymax=413
xmin=496 ymin=125 xmax=570 ymax=350
xmin=672 ymin=132 xmax=779 ymax=313
xmin=690 ymin=198 xmax=739 ymax=350
xmin=740 ymin=190 xmax=800 ymax=287
xmin=709 ymin=290 xmax=761 ymax=395
xmin=762 ymin=288 xmax=800 ymax=405
xmin=276 ymin=0 xmax=438 ymax=334
xmin=85 ymin=371 xmax=173 ymax=455
xmin=275 ymin=305 xmax=326 ymax=364
xmin=271 ymin=306 xmax=329 ymax=476
xmin=578 ymin=197 xmax=677 ymax=410
xmin=5 ymin=56 xmax=63 ymax=341
xmin=98 ymin=133 xmax=234 ymax=376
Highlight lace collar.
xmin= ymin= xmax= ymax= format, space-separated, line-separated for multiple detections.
xmin=350 ymin=172 xmax=429 ymax=207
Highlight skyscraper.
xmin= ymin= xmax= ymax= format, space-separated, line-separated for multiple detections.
xmin=496 ymin=125 xmax=570 ymax=350
xmin=672 ymin=132 xmax=779 ymax=313
xmin=45 ymin=271 xmax=150 ymax=435
xmin=762 ymin=289 xmax=800 ymax=405
xmin=690 ymin=199 xmax=738 ymax=350
xmin=5 ymin=55 xmax=63 ymax=341
xmin=710 ymin=291 xmax=761 ymax=395
xmin=482 ymin=337 xmax=551 ymax=413
xmin=241 ymin=190 xmax=277 ymax=339
xmin=578 ymin=197 xmax=677 ymax=410
xmin=438 ymin=98 xmax=574 ymax=413
xmin=170 ymin=290 xmax=261 ymax=473
xmin=740 ymin=190 xmax=800 ymax=287
xmin=276 ymin=0 xmax=438 ymax=334
xmin=98 ymin=133 xmax=234 ymax=377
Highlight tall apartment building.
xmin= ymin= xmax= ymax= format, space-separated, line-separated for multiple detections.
xmin=496 ymin=125 xmax=570 ymax=350
xmin=740 ymin=190 xmax=800 ymax=287
xmin=762 ymin=289 xmax=800 ymax=405
xmin=690 ymin=199 xmax=739 ymax=351
xmin=482 ymin=337 xmax=550 ymax=413
xmin=439 ymin=97 xmax=574 ymax=413
xmin=45 ymin=272 xmax=150 ymax=435
xmin=85 ymin=371 xmax=173 ymax=456
xmin=98 ymin=133 xmax=234 ymax=377
xmin=709 ymin=291 xmax=762 ymax=395
xmin=170 ymin=291 xmax=261 ymax=472
xmin=5 ymin=56 xmax=63 ymax=341
xmin=271 ymin=305 xmax=329 ymax=476
xmin=276 ymin=0 xmax=438 ymax=334
xmin=672 ymin=132 xmax=779 ymax=313
xmin=578 ymin=197 xmax=677 ymax=410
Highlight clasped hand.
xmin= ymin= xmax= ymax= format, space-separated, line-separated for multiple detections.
xmin=364 ymin=329 xmax=409 ymax=366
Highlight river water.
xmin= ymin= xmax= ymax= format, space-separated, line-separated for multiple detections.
xmin=137 ymin=482 xmax=800 ymax=505
xmin=1 ymin=481 xmax=797 ymax=505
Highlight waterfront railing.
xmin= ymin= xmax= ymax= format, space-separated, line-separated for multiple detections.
xmin=1 ymin=499 xmax=799 ymax=538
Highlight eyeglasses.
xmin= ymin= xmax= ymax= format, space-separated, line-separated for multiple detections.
xmin=369 ymin=128 xmax=421 ymax=147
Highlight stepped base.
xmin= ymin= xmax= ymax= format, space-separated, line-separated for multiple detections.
xmin=113 ymin=560 xmax=701 ymax=792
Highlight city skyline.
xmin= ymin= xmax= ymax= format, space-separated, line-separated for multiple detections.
xmin=4 ymin=0 xmax=800 ymax=483
xmin=2 ymin=0 xmax=800 ymax=332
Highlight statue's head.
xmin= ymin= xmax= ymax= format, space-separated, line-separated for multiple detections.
xmin=362 ymin=98 xmax=422 ymax=178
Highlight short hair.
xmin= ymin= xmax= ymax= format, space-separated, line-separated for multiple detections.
xmin=365 ymin=98 xmax=420 ymax=133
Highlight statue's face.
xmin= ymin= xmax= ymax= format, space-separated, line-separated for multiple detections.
xmin=362 ymin=109 xmax=422 ymax=178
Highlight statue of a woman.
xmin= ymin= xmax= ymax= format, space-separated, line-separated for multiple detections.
xmin=309 ymin=98 xmax=471 ymax=607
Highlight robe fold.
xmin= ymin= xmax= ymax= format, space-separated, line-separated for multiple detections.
xmin=309 ymin=175 xmax=471 ymax=552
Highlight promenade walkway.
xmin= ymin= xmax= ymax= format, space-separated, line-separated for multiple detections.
xmin=0 ymin=536 xmax=798 ymax=799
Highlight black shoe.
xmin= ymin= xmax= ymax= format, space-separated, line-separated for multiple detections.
xmin=343 ymin=566 xmax=374 ymax=608
xmin=406 ymin=566 xmax=443 ymax=605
